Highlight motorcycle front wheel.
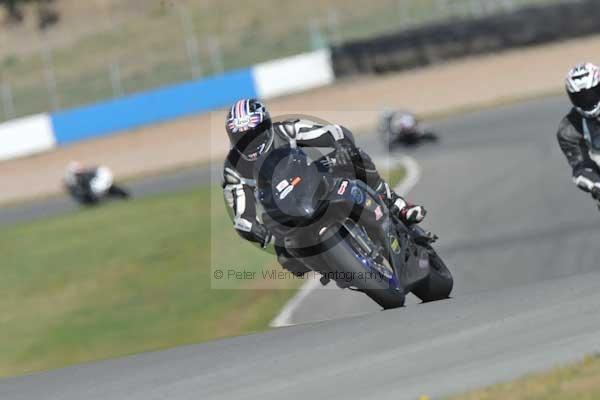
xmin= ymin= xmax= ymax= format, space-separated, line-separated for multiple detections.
xmin=320 ymin=229 xmax=406 ymax=309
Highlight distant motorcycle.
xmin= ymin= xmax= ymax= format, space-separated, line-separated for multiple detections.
xmin=379 ymin=110 xmax=439 ymax=148
xmin=255 ymin=146 xmax=453 ymax=309
xmin=64 ymin=163 xmax=130 ymax=206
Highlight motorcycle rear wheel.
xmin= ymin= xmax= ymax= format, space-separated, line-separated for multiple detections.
xmin=411 ymin=249 xmax=453 ymax=302
xmin=420 ymin=131 xmax=439 ymax=142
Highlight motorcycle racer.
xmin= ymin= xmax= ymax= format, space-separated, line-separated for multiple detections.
xmin=378 ymin=109 xmax=438 ymax=147
xmin=64 ymin=161 xmax=130 ymax=205
xmin=558 ymin=63 xmax=600 ymax=205
xmin=222 ymin=99 xmax=427 ymax=276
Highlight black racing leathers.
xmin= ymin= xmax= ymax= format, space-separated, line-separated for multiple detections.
xmin=222 ymin=119 xmax=407 ymax=275
xmin=557 ymin=108 xmax=600 ymax=193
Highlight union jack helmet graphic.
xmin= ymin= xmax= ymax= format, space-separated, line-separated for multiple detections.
xmin=226 ymin=99 xmax=273 ymax=161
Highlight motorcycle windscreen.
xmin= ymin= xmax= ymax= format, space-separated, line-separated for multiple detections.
xmin=256 ymin=148 xmax=327 ymax=227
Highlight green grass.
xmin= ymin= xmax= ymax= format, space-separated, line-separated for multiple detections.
xmin=0 ymin=185 xmax=300 ymax=378
xmin=0 ymin=164 xmax=405 ymax=378
xmin=447 ymin=354 xmax=600 ymax=400
xmin=0 ymin=0 xmax=565 ymax=119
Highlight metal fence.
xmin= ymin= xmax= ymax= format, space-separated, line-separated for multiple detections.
xmin=0 ymin=0 xmax=578 ymax=121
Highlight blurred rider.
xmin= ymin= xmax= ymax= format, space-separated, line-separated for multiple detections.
xmin=64 ymin=161 xmax=129 ymax=204
xmin=379 ymin=109 xmax=420 ymax=140
xmin=222 ymin=99 xmax=427 ymax=276
xmin=378 ymin=109 xmax=439 ymax=148
xmin=558 ymin=62 xmax=600 ymax=206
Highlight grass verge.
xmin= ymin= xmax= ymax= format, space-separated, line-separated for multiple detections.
xmin=0 ymin=164 xmax=405 ymax=378
xmin=0 ymin=185 xmax=299 ymax=377
xmin=447 ymin=354 xmax=600 ymax=400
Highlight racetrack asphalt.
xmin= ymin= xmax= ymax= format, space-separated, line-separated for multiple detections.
xmin=287 ymin=95 xmax=600 ymax=323
xmin=2 ymin=96 xmax=600 ymax=399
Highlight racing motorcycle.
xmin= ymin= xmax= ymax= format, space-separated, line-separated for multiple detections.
xmin=65 ymin=168 xmax=130 ymax=206
xmin=383 ymin=128 xmax=439 ymax=148
xmin=255 ymin=146 xmax=453 ymax=309
xmin=379 ymin=111 xmax=439 ymax=148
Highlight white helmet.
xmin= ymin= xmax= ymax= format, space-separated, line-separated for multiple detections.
xmin=390 ymin=112 xmax=417 ymax=132
xmin=565 ymin=62 xmax=600 ymax=118
xmin=66 ymin=160 xmax=83 ymax=174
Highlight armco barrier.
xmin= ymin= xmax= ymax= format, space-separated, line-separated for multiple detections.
xmin=0 ymin=114 xmax=55 ymax=161
xmin=331 ymin=0 xmax=600 ymax=77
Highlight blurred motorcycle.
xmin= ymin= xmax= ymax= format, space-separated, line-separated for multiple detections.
xmin=379 ymin=110 xmax=439 ymax=148
xmin=255 ymin=146 xmax=453 ymax=309
xmin=64 ymin=162 xmax=130 ymax=205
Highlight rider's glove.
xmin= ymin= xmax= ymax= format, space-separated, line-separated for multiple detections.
xmin=391 ymin=198 xmax=427 ymax=224
xmin=236 ymin=219 xmax=273 ymax=249
xmin=402 ymin=205 xmax=427 ymax=224
xmin=254 ymin=223 xmax=273 ymax=249
xmin=592 ymin=187 xmax=600 ymax=201
xmin=573 ymin=167 xmax=600 ymax=194
xmin=262 ymin=234 xmax=273 ymax=248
